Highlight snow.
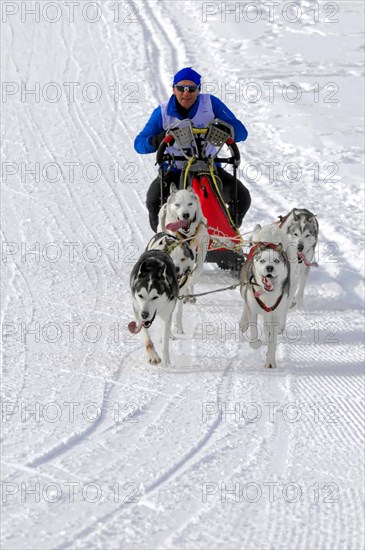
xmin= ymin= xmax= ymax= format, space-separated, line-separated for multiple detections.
xmin=1 ymin=1 xmax=364 ymax=549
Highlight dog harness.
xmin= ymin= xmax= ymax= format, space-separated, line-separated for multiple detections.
xmin=254 ymin=292 xmax=283 ymax=313
xmin=174 ymin=220 xmax=205 ymax=244
xmin=246 ymin=241 xmax=284 ymax=261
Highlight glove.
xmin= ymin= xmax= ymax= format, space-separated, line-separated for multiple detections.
xmin=149 ymin=131 xmax=166 ymax=150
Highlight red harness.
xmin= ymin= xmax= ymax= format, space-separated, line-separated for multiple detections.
xmin=254 ymin=292 xmax=283 ymax=312
xmin=246 ymin=241 xmax=283 ymax=262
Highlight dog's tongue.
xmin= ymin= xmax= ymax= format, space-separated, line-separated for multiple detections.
xmin=166 ymin=220 xmax=189 ymax=231
xmin=298 ymin=251 xmax=318 ymax=267
xmin=128 ymin=321 xmax=143 ymax=334
xmin=262 ymin=276 xmax=274 ymax=291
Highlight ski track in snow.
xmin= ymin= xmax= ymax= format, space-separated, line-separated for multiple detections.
xmin=1 ymin=2 xmax=364 ymax=549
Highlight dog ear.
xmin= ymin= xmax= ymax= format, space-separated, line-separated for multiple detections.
xmin=293 ymin=210 xmax=300 ymax=221
xmin=251 ymin=224 xmax=261 ymax=242
xmin=157 ymin=264 xmax=166 ymax=279
xmin=138 ymin=261 xmax=148 ymax=278
xmin=170 ymin=183 xmax=178 ymax=194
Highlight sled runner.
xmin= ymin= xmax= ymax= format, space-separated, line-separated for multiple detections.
xmin=156 ymin=118 xmax=245 ymax=271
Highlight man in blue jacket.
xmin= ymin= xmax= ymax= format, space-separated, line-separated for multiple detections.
xmin=134 ymin=67 xmax=251 ymax=232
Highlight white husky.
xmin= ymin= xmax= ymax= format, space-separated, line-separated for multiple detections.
xmin=130 ymin=250 xmax=178 ymax=366
xmin=158 ymin=184 xmax=209 ymax=309
xmin=279 ymin=208 xmax=319 ymax=309
xmin=239 ymin=224 xmax=296 ymax=369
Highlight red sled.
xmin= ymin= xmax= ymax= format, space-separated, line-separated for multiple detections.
xmin=157 ymin=119 xmax=245 ymax=272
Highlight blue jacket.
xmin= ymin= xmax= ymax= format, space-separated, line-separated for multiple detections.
xmin=134 ymin=94 xmax=248 ymax=154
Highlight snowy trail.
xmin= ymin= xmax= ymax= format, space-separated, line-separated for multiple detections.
xmin=1 ymin=1 xmax=364 ymax=549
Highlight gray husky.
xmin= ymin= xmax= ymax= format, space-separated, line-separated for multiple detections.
xmin=130 ymin=250 xmax=179 ymax=365
xmin=279 ymin=208 xmax=319 ymax=309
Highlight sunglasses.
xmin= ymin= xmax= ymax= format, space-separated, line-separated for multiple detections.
xmin=174 ymin=85 xmax=199 ymax=93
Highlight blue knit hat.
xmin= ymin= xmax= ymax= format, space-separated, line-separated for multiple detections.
xmin=173 ymin=67 xmax=201 ymax=87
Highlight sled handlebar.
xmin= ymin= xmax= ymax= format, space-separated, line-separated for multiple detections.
xmin=156 ymin=134 xmax=175 ymax=166
xmin=223 ymin=139 xmax=240 ymax=166
xmin=156 ymin=132 xmax=240 ymax=167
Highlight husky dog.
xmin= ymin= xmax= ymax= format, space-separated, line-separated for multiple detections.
xmin=279 ymin=208 xmax=319 ymax=309
xmin=146 ymin=232 xmax=195 ymax=333
xmin=239 ymin=224 xmax=294 ymax=369
xmin=146 ymin=232 xmax=195 ymax=287
xmin=158 ymin=184 xmax=209 ymax=304
xmin=130 ymin=250 xmax=178 ymax=365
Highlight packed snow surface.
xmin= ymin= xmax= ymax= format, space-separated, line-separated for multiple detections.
xmin=1 ymin=1 xmax=364 ymax=548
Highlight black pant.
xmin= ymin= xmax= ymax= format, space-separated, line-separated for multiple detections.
xmin=146 ymin=167 xmax=251 ymax=232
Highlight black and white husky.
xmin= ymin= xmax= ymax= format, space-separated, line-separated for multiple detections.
xmin=130 ymin=250 xmax=178 ymax=365
xmin=239 ymin=224 xmax=295 ymax=369
xmin=279 ymin=208 xmax=319 ymax=309
xmin=158 ymin=184 xmax=209 ymax=305
xmin=146 ymin=232 xmax=195 ymax=333
xmin=146 ymin=232 xmax=194 ymax=289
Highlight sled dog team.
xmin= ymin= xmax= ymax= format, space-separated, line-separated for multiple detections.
xmin=130 ymin=185 xmax=319 ymax=369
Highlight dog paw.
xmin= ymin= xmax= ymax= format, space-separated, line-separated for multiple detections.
xmin=147 ymin=352 xmax=161 ymax=364
xmin=264 ymin=360 xmax=277 ymax=369
xmin=161 ymin=356 xmax=171 ymax=367
xmin=173 ymin=325 xmax=184 ymax=335
xmin=290 ymin=297 xmax=304 ymax=310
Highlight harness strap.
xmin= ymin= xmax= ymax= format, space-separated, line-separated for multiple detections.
xmin=254 ymin=292 xmax=283 ymax=313
xmin=176 ymin=220 xmax=205 ymax=243
xmin=246 ymin=242 xmax=285 ymax=262
xmin=178 ymin=274 xmax=189 ymax=289
xmin=178 ymin=282 xmax=241 ymax=300
xmin=183 ymin=156 xmax=197 ymax=189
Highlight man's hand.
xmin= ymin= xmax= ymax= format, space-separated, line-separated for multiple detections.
xmin=149 ymin=131 xmax=166 ymax=150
